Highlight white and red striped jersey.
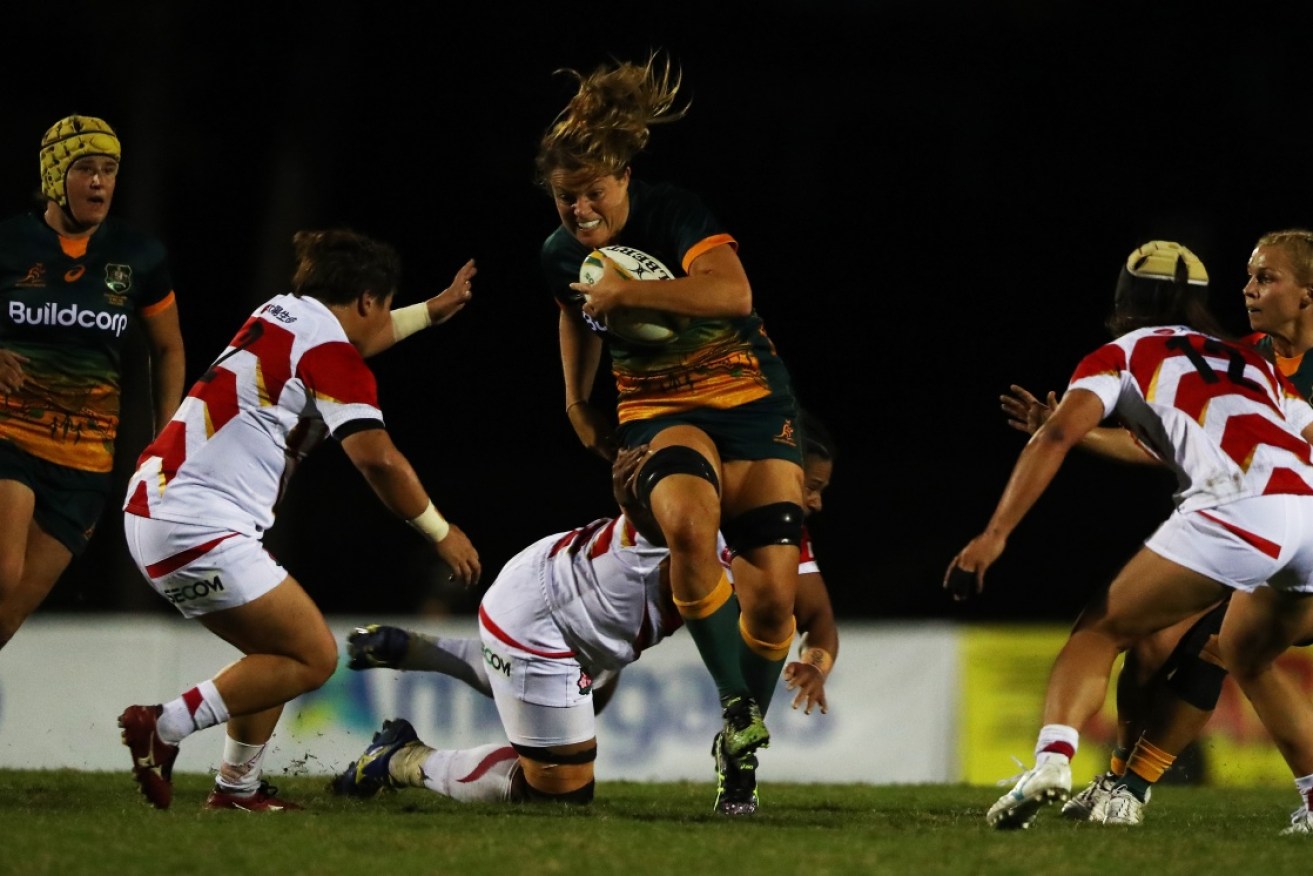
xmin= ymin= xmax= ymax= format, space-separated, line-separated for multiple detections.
xmin=1069 ymin=326 xmax=1313 ymax=512
xmin=532 ymin=516 xmax=820 ymax=674
xmin=535 ymin=513 xmax=673 ymax=673
xmin=123 ymin=294 xmax=383 ymax=534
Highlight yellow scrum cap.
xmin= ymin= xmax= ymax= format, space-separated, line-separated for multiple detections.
xmin=1123 ymin=240 xmax=1208 ymax=287
xmin=39 ymin=115 xmax=121 ymax=207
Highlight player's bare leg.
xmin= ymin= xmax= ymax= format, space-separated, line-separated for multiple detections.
xmin=990 ymin=549 xmax=1226 ymax=829
xmin=0 ymin=480 xmax=72 ymax=649
xmin=121 ymin=577 xmax=335 ymax=810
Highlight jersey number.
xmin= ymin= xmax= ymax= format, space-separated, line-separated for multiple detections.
xmin=1166 ymin=336 xmax=1263 ymax=393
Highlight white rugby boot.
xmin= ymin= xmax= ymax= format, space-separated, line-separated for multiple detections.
xmin=986 ymin=758 xmax=1071 ymax=830
xmin=1280 ymin=806 xmax=1313 ymax=835
xmin=1097 ymin=786 xmax=1145 ymax=826
xmin=1061 ymin=772 xmax=1117 ymax=822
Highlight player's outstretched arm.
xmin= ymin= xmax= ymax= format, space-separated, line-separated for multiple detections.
xmin=422 ymin=258 xmax=477 ymax=327
xmin=1001 ymin=384 xmax=1158 ymax=465
xmin=340 ymin=427 xmax=481 ymax=587
xmin=948 ymin=387 xmax=1104 ymax=597
xmin=784 ymin=570 xmax=837 ymax=715
xmin=365 ymin=258 xmax=477 ymax=357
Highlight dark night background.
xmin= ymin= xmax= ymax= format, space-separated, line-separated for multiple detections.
xmin=10 ymin=1 xmax=1313 ymax=626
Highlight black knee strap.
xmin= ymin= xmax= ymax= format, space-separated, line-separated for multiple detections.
xmin=1165 ymin=653 xmax=1229 ymax=711
xmin=722 ymin=502 xmax=805 ymax=555
xmin=1160 ymin=598 xmax=1228 ymax=711
xmin=511 ymin=742 xmax=597 ymax=765
xmin=1166 ymin=599 xmax=1228 ymax=671
xmin=635 ymin=446 xmax=719 ymax=507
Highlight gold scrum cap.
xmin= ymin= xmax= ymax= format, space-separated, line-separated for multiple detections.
xmin=39 ymin=114 xmax=121 ymax=207
xmin=1124 ymin=240 xmax=1208 ymax=286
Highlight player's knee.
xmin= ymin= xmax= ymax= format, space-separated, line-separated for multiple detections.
xmin=0 ymin=553 xmax=23 ymax=592
xmin=1165 ymin=652 xmax=1228 ymax=711
xmin=722 ymin=502 xmax=804 ymax=557
xmin=1163 ymin=602 xmax=1227 ymax=671
xmin=511 ymin=743 xmax=597 ymax=804
xmin=515 ymin=775 xmax=596 ymax=805
xmin=302 ymin=638 xmax=340 ymax=690
xmin=635 ymin=446 xmax=719 ymax=509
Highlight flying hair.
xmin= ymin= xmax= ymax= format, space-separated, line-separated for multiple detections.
xmin=534 ymin=51 xmax=690 ymax=187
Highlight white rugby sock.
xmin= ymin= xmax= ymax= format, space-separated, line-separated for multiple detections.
xmin=1035 ymin=723 xmax=1079 ymax=762
xmin=394 ymin=743 xmax=518 ymax=802
xmin=157 ymin=680 xmax=229 ymax=743
xmin=402 ymin=634 xmax=492 ymax=697
xmin=216 ymin=737 xmax=267 ymax=793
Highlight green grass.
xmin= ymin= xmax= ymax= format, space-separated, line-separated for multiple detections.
xmin=3 ymin=770 xmax=1312 ymax=876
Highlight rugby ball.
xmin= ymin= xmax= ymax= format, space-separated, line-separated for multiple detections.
xmin=578 ymin=246 xmax=684 ymax=345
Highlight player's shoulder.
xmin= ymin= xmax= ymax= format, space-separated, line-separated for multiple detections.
xmin=631 ymin=178 xmax=709 ymax=218
xmin=541 ymin=224 xmax=587 ymax=262
xmin=258 ymin=293 xmax=343 ymax=337
xmin=0 ymin=211 xmax=46 ymax=244
xmin=92 ymin=216 xmax=169 ymax=262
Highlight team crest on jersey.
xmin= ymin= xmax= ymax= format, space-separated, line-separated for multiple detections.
xmin=577 ymin=670 xmax=594 ymax=696
xmin=772 ymin=417 xmax=797 ymax=447
xmin=16 ymin=263 xmax=45 ymax=288
xmin=104 ymin=263 xmax=132 ymax=293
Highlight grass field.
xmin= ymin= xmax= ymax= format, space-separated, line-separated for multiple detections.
xmin=4 ymin=770 xmax=1313 ymax=876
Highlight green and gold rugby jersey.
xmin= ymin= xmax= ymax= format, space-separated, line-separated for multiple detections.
xmin=0 ymin=212 xmax=175 ymax=472
xmin=541 ymin=179 xmax=795 ymax=424
xmin=1244 ymin=332 xmax=1313 ymax=401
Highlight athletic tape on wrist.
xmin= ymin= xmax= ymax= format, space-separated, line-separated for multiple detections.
xmin=391 ymin=303 xmax=432 ymax=341
xmin=800 ymin=646 xmax=834 ymax=677
xmin=407 ymin=501 xmax=450 ymax=543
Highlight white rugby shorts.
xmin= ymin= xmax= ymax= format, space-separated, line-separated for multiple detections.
xmin=477 ymin=550 xmax=601 ymax=748
xmin=1146 ymin=494 xmax=1313 ymax=594
xmin=123 ymin=514 xmax=288 ymax=618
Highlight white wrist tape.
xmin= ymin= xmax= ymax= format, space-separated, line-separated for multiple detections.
xmin=390 ymin=303 xmax=432 ymax=341
xmin=407 ymin=501 xmax=450 ymax=543
xmin=799 ymin=646 xmax=834 ymax=678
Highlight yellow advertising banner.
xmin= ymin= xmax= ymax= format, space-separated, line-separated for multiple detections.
xmin=960 ymin=625 xmax=1308 ymax=787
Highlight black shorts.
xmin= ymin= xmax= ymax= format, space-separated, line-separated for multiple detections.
xmin=617 ymin=395 xmax=803 ymax=466
xmin=0 ymin=439 xmax=111 ymax=556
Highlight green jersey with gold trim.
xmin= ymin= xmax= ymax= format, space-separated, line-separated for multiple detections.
xmin=541 ymin=179 xmax=794 ymax=424
xmin=0 ymin=212 xmax=175 ymax=472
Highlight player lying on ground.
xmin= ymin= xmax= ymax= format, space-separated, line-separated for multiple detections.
xmin=332 ymin=420 xmax=839 ymax=815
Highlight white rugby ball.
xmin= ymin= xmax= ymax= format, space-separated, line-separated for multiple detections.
xmin=579 ymin=245 xmax=684 ymax=345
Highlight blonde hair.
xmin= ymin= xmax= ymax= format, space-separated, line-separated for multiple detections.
xmin=534 ymin=52 xmax=688 ymax=187
xmin=1256 ymin=229 xmax=1313 ymax=287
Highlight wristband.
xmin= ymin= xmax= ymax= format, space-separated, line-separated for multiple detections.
xmin=407 ymin=501 xmax=450 ymax=544
xmin=566 ymin=399 xmax=588 ymax=413
xmin=391 ymin=302 xmax=432 ymax=341
xmin=799 ymin=646 xmax=834 ymax=678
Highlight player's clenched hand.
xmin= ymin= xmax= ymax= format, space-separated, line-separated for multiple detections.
xmin=944 ymin=532 xmax=1006 ymax=599
xmin=427 ymin=258 xmax=476 ymax=326
xmin=436 ymin=524 xmax=481 ymax=588
xmin=1000 ymin=384 xmax=1057 ymax=437
xmin=782 ymin=662 xmax=828 ymax=715
xmin=0 ymin=348 xmax=28 ymax=394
